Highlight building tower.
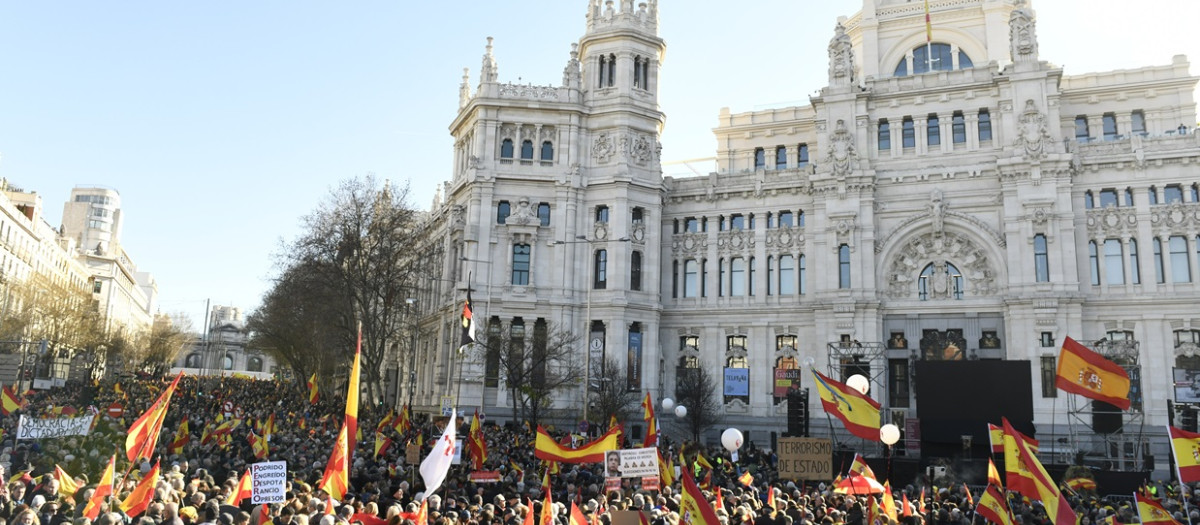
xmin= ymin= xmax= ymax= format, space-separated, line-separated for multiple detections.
xmin=60 ymin=186 xmax=122 ymax=256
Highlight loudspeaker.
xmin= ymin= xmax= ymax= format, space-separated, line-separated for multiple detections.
xmin=1093 ymin=401 xmax=1123 ymax=434
xmin=787 ymin=389 xmax=809 ymax=437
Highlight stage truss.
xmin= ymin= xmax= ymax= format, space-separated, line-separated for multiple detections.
xmin=1063 ymin=339 xmax=1148 ymax=471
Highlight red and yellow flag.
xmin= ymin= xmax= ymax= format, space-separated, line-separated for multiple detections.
xmin=901 ymin=493 xmax=911 ymax=518
xmin=318 ymin=423 xmax=351 ymax=500
xmin=374 ymin=433 xmax=393 ymax=459
xmin=0 ymin=385 xmax=26 ymax=415
xmin=658 ymin=449 xmax=674 ymax=487
xmin=642 ymin=392 xmax=657 ymax=448
xmin=568 ymin=502 xmax=588 ymax=525
xmin=534 ymin=426 xmax=620 ymax=464
xmin=1136 ymin=492 xmax=1182 ymax=524
xmin=679 ymin=468 xmax=721 ymax=525
xmin=125 ymin=371 xmax=183 ymax=462
xmin=1169 ymin=425 xmax=1200 ymax=483
xmin=880 ymin=482 xmax=897 ymax=522
xmin=987 ymin=458 xmax=1003 ymax=489
xmin=308 ymin=373 xmax=319 ymax=405
xmin=975 ymin=485 xmax=1014 ymax=525
xmin=962 ymin=482 xmax=973 ymax=506
xmin=345 ymin=326 xmax=362 ymax=461
xmin=468 ymin=410 xmax=487 ymax=470
xmin=850 ymin=453 xmax=876 ymax=479
xmin=540 ymin=476 xmax=555 ymax=525
xmin=248 ymin=431 xmax=269 ymax=460
xmin=1064 ymin=477 xmax=1096 ymax=492
xmin=169 ymin=420 xmax=190 ymax=454
xmin=737 ymin=471 xmax=753 ymax=487
xmin=227 ymin=470 xmax=253 ymax=506
xmin=811 ymin=370 xmax=880 ymax=440
xmin=1055 ymin=336 xmax=1131 ymax=410
xmin=83 ymin=455 xmax=115 ymax=520
xmin=923 ymin=0 xmax=933 ymax=42
xmin=396 ymin=404 xmax=412 ymax=433
xmin=53 ymin=465 xmax=79 ymax=498
xmin=1002 ymin=418 xmax=1075 ymax=524
xmin=120 ymin=460 xmax=160 ymax=517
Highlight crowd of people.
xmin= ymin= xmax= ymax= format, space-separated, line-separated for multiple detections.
xmin=0 ymin=373 xmax=1192 ymax=525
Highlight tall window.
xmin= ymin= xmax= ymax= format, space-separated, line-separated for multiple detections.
xmin=799 ymin=254 xmax=807 ymax=295
xmin=537 ymin=203 xmax=551 ymax=226
xmin=1154 ymin=238 xmax=1165 ymax=283
xmin=766 ymin=256 xmax=774 ymax=296
xmin=671 ymin=261 xmax=678 ymax=298
xmin=1165 ymin=185 xmax=1184 ymax=204
xmin=632 ymin=207 xmax=644 ymax=224
xmin=878 ymin=120 xmax=891 ymax=151
xmin=729 ymin=214 xmax=745 ymax=231
xmin=1102 ymin=113 xmax=1118 ymax=141
xmin=607 ymin=54 xmax=616 ymax=87
xmin=797 ymin=144 xmax=809 ymax=167
xmin=1041 ymin=356 xmax=1058 ymax=397
xmin=1104 ymin=239 xmax=1125 ymax=285
xmin=1034 ymin=234 xmax=1049 ymax=282
xmin=889 ymin=359 xmax=910 ymax=408
xmin=1130 ymin=238 xmax=1141 ymax=284
xmin=520 ymin=140 xmax=534 ymax=160
xmin=1170 ymin=236 xmax=1191 ymax=283
xmin=594 ymin=249 xmax=608 ymax=289
xmin=701 ymin=259 xmax=708 ymax=297
xmin=598 ymin=54 xmax=615 ymax=88
xmin=952 ymin=111 xmax=966 ymax=144
xmin=540 ymin=141 xmax=554 ymax=161
xmin=778 ymin=211 xmax=794 ymax=228
xmin=730 ymin=258 xmax=745 ymax=296
xmin=798 ymin=211 xmax=805 ymax=227
xmin=927 ymin=114 xmax=941 ymax=146
xmin=497 ymin=201 xmax=511 ymax=224
xmin=754 ymin=148 xmax=766 ymax=169
xmin=1125 ymin=187 xmax=1135 ymax=207
xmin=595 ymin=205 xmax=610 ymax=223
xmin=512 ymin=244 xmax=531 ymax=285
xmin=500 ymin=139 xmax=514 ymax=159
xmin=978 ymin=109 xmax=992 ymax=141
xmin=748 ymin=257 xmax=756 ymax=296
xmin=902 ymin=117 xmax=915 ymax=148
xmin=1088 ymin=241 xmax=1100 ymax=286
xmin=838 ymin=244 xmax=851 ymax=289
xmin=1099 ymin=188 xmax=1119 ymax=208
xmin=719 ymin=258 xmax=725 ymax=297
xmin=1075 ymin=116 xmax=1090 ymax=143
xmin=779 ymin=254 xmax=795 ymax=295
xmin=1192 ymin=184 xmax=1200 ymax=203
xmin=683 ymin=260 xmax=698 ymax=298
xmin=631 ymin=251 xmax=643 ymax=291
xmin=1084 ymin=191 xmax=1095 ymax=209
xmin=633 ymin=56 xmax=644 ymax=89
xmin=1132 ymin=110 xmax=1147 ymax=136
xmin=775 ymin=146 xmax=787 ymax=170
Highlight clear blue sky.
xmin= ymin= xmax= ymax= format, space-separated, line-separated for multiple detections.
xmin=1 ymin=1 xmax=1196 ymax=330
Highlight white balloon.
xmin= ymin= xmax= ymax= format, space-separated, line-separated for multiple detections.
xmin=846 ymin=374 xmax=870 ymax=395
xmin=662 ymin=398 xmax=675 ymax=411
xmin=880 ymin=424 xmax=901 ymax=445
xmin=803 ymin=356 xmax=816 ymax=368
xmin=721 ymin=428 xmax=744 ymax=451
xmin=675 ymin=405 xmax=688 ymax=418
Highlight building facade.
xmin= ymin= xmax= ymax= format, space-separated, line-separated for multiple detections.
xmin=411 ymin=0 xmax=1199 ymax=470
xmin=173 ymin=304 xmax=277 ymax=380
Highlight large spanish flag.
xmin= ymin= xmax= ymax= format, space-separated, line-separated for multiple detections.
xmin=1002 ymin=418 xmax=1075 ymax=524
xmin=974 ymin=485 xmax=1014 ymax=525
xmin=308 ymin=373 xmax=319 ymax=405
xmin=0 ymin=385 xmax=25 ymax=415
xmin=642 ymin=392 xmax=657 ymax=448
xmin=811 ymin=370 xmax=880 ymax=440
xmin=318 ymin=423 xmax=351 ymax=500
xmin=1055 ymin=336 xmax=1130 ymax=410
xmin=120 ymin=459 xmax=160 ymax=517
xmin=125 ymin=371 xmax=183 ymax=462
xmin=1169 ymin=425 xmax=1200 ymax=483
xmin=534 ymin=426 xmax=620 ymax=464
xmin=1136 ymin=492 xmax=1182 ymax=524
xmin=227 ymin=470 xmax=253 ymax=506
xmin=345 ymin=326 xmax=362 ymax=462
xmin=1001 ymin=421 xmax=1039 ymax=499
xmin=83 ymin=455 xmax=115 ymax=520
xmin=678 ymin=468 xmax=721 ymax=525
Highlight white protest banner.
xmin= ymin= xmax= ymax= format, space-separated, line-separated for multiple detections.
xmin=250 ymin=461 xmax=287 ymax=504
xmin=16 ymin=414 xmax=96 ymax=441
xmin=603 ymin=447 xmax=658 ymax=479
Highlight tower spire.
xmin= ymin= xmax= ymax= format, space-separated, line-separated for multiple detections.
xmin=480 ymin=37 xmax=498 ymax=85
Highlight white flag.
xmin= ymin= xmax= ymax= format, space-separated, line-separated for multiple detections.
xmin=419 ymin=409 xmax=456 ymax=495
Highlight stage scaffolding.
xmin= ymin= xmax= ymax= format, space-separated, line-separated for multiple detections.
xmin=1062 ymin=338 xmax=1149 ymax=471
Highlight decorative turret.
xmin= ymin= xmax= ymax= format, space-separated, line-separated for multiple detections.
xmin=585 ymin=0 xmax=658 ymax=35
xmin=459 ymin=68 xmax=471 ymax=108
xmin=563 ymin=43 xmax=582 ymax=89
xmin=828 ymin=22 xmax=856 ymax=86
xmin=479 ymin=37 xmax=498 ymax=86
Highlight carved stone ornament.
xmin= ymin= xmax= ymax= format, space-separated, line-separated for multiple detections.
xmin=824 ymin=120 xmax=858 ymax=178
xmin=1009 ymin=0 xmax=1039 ymax=60
xmin=671 ymin=233 xmax=708 ymax=258
xmin=1086 ymin=207 xmax=1138 ymax=237
xmin=594 ymin=221 xmax=609 ymax=241
xmin=631 ymin=134 xmax=653 ymax=165
xmin=766 ymin=227 xmax=804 ymax=250
xmin=928 ymin=189 xmax=947 ymax=236
xmin=593 ymin=133 xmax=615 ymax=162
xmin=717 ymin=231 xmax=755 ymax=256
xmin=1015 ymin=99 xmax=1051 ymax=159
xmin=1150 ymin=201 xmax=1200 ymax=230
xmin=828 ymin=22 xmax=855 ymax=85
xmin=507 ymin=197 xmax=539 ymax=226
xmin=885 ymin=231 xmax=999 ymax=299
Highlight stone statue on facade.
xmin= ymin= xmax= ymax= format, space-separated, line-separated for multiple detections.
xmin=1009 ymin=0 xmax=1038 ymax=61
xmin=825 ymin=120 xmax=858 ymax=177
xmin=1015 ymin=99 xmax=1051 ymax=159
xmin=480 ymin=37 xmax=499 ymax=84
xmin=563 ymin=44 xmax=581 ymax=88
xmin=828 ymin=22 xmax=855 ymax=85
xmin=928 ymin=189 xmax=947 ymax=235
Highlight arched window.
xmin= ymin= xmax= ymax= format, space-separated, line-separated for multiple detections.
xmin=775 ymin=146 xmax=787 ymax=170
xmin=185 ymin=353 xmax=203 ymax=368
xmin=894 ymin=43 xmax=972 ymax=77
xmin=500 ymin=139 xmax=514 ymax=159
xmin=247 ymin=357 xmax=264 ymax=373
xmin=918 ymin=262 xmax=964 ymax=300
xmin=520 ymin=140 xmax=534 ymax=160
xmin=540 ymin=141 xmax=554 ymax=161
xmin=223 ymin=354 xmax=234 ymax=370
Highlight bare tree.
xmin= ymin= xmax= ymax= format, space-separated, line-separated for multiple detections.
xmin=282 ymin=175 xmax=422 ymax=403
xmin=473 ymin=319 xmax=582 ymax=428
xmin=2 ymin=273 xmax=103 ymax=357
xmin=592 ymin=356 xmax=642 ymax=430
xmin=675 ymin=367 xmax=723 ymax=442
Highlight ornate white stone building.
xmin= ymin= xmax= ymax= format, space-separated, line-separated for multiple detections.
xmin=410 ymin=0 xmax=1199 ymax=469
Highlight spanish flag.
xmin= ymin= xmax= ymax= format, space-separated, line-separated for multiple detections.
xmin=1136 ymin=492 xmax=1182 ymax=524
xmin=679 ymin=468 xmax=721 ymax=525
xmin=83 ymin=455 xmax=115 ymax=520
xmin=811 ymin=370 xmax=880 ymax=440
xmin=540 ymin=474 xmax=554 ymax=525
xmin=468 ymin=410 xmax=487 ymax=469
xmin=568 ymin=502 xmax=588 ymax=525
xmin=642 ymin=392 xmax=657 ymax=448
xmin=738 ymin=471 xmax=753 ymax=487
xmin=345 ymin=325 xmax=362 ymax=461
xmin=849 ymin=453 xmax=876 ymax=479
xmin=374 ymin=433 xmax=393 ymax=459
xmin=125 ymin=371 xmax=183 ymax=462
xmin=1055 ymin=336 xmax=1131 ymax=410
xmin=318 ymin=423 xmax=351 ymax=500
xmin=534 ymin=426 xmax=620 ymax=464
xmin=396 ymin=404 xmax=412 ymax=433
xmin=169 ymin=420 xmax=190 ymax=454
xmin=1002 ymin=418 xmax=1075 ymax=524
xmin=1169 ymin=425 xmax=1200 ymax=483
xmin=377 ymin=410 xmax=394 ymax=433
xmin=227 ymin=470 xmax=253 ymax=506
xmin=308 ymin=373 xmax=319 ymax=405
xmin=658 ymin=449 xmax=675 ymax=487
xmin=53 ymin=465 xmax=79 ymax=498
xmin=248 ymin=431 xmax=269 ymax=460
xmin=0 ymin=385 xmax=25 ymax=415
xmin=987 ymin=423 xmax=1005 ymax=453
xmin=1001 ymin=421 xmax=1039 ymax=499
xmin=987 ymin=458 xmax=1003 ymax=489
xmin=120 ymin=459 xmax=160 ymax=517
xmin=1064 ymin=477 xmax=1097 ymax=492
xmin=974 ymin=485 xmax=1014 ymax=525
xmin=880 ymin=482 xmax=897 ymax=522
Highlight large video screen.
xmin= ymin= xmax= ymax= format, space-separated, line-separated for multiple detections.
xmin=1174 ymin=368 xmax=1200 ymax=403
